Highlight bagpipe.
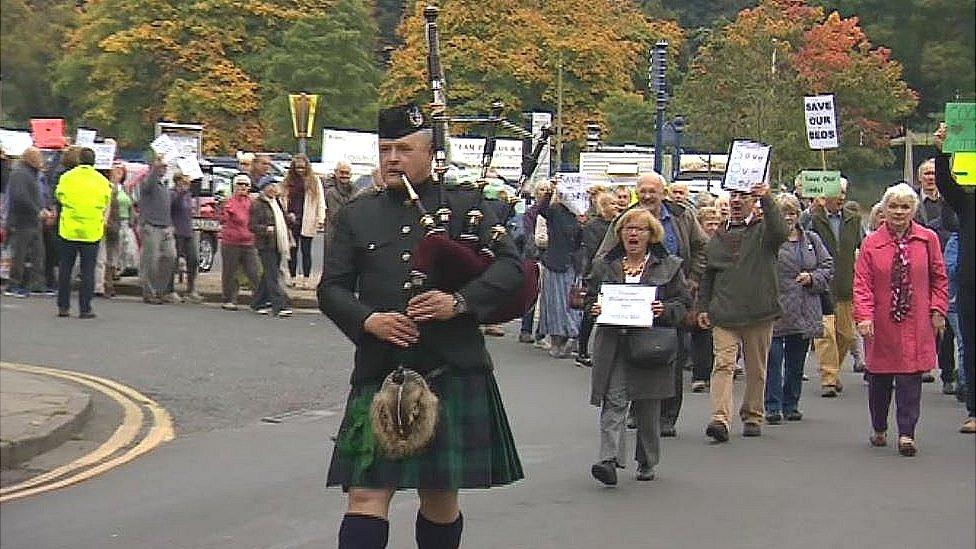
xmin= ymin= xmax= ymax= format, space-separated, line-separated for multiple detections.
xmin=402 ymin=5 xmax=551 ymax=325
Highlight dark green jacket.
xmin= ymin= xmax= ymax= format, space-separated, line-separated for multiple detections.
xmin=809 ymin=206 xmax=862 ymax=301
xmin=317 ymin=179 xmax=524 ymax=384
xmin=697 ymin=194 xmax=787 ymax=328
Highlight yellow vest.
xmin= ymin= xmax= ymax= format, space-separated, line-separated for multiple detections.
xmin=56 ymin=166 xmax=111 ymax=242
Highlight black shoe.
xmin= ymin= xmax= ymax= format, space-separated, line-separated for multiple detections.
xmin=852 ymin=362 xmax=866 ymax=373
xmin=922 ymin=373 xmax=936 ymax=383
xmin=660 ymin=425 xmax=677 ymax=437
xmin=943 ymin=381 xmax=955 ymax=395
xmin=79 ymin=311 xmax=96 ymax=319
xmin=785 ymin=410 xmax=804 ymax=421
xmin=575 ymin=354 xmax=592 ymax=368
xmin=57 ymin=308 xmax=70 ymax=318
xmin=821 ymin=386 xmax=838 ymax=398
xmin=765 ymin=412 xmax=783 ymax=425
xmin=705 ymin=421 xmax=729 ymax=443
xmin=591 ymin=460 xmax=618 ymax=486
xmin=635 ymin=465 xmax=655 ymax=481
xmin=626 ymin=416 xmax=637 ymax=430
xmin=743 ymin=423 xmax=762 ymax=437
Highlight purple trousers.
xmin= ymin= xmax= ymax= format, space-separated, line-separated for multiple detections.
xmin=867 ymin=373 xmax=922 ymax=437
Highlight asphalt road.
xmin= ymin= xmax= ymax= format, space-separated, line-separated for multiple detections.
xmin=1 ymin=296 xmax=973 ymax=548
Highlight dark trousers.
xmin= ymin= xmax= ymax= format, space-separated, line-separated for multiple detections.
xmin=7 ymin=226 xmax=44 ymax=289
xmin=959 ymin=285 xmax=975 ymax=416
xmin=691 ymin=328 xmax=714 ymax=383
xmin=578 ymin=313 xmax=595 ymax=356
xmin=220 ymin=244 xmax=261 ymax=304
xmin=938 ymin=325 xmax=956 ymax=383
xmin=765 ymin=335 xmax=810 ymax=414
xmin=252 ymin=248 xmax=290 ymax=312
xmin=521 ymin=304 xmax=536 ymax=336
xmin=868 ymin=373 xmax=922 ymax=437
xmin=660 ymin=329 xmax=688 ymax=428
xmin=58 ymin=240 xmax=98 ymax=314
xmin=288 ymin=234 xmax=313 ymax=278
xmin=42 ymin=225 xmax=59 ymax=288
xmin=168 ymin=235 xmax=198 ymax=293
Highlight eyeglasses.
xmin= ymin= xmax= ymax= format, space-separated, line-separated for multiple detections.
xmin=623 ymin=227 xmax=650 ymax=233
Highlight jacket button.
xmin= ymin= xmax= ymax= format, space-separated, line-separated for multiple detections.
xmin=401 ymin=225 xmax=412 ymax=234
xmin=367 ymin=242 xmax=376 ymax=250
xmin=401 ymin=251 xmax=411 ymax=262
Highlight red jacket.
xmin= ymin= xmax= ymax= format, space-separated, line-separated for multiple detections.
xmin=219 ymin=195 xmax=255 ymax=246
xmin=853 ymin=221 xmax=948 ymax=374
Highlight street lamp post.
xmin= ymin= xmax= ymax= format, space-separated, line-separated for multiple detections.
xmin=650 ymin=41 xmax=668 ymax=175
xmin=288 ymin=92 xmax=319 ymax=156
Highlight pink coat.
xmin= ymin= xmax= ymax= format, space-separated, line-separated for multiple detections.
xmin=853 ymin=221 xmax=948 ymax=374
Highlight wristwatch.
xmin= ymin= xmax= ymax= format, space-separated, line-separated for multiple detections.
xmin=452 ymin=292 xmax=468 ymax=316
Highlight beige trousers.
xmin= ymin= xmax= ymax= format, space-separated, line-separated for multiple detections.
xmin=814 ymin=300 xmax=855 ymax=388
xmin=710 ymin=321 xmax=774 ymax=427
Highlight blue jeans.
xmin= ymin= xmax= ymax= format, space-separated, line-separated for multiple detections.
xmin=766 ymin=334 xmax=810 ymax=414
xmin=948 ymin=311 xmax=966 ymax=388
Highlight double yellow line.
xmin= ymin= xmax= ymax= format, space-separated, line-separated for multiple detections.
xmin=0 ymin=362 xmax=175 ymax=503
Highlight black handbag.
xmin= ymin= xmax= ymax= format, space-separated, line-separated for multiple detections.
xmin=625 ymin=327 xmax=678 ymax=367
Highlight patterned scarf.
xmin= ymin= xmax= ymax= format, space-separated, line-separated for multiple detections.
xmin=889 ymin=226 xmax=913 ymax=323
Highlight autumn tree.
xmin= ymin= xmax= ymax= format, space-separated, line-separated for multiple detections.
xmin=381 ymin=0 xmax=683 ymax=150
xmin=674 ymin=0 xmax=917 ymax=180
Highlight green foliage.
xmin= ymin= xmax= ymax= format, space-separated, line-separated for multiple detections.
xmin=599 ymin=92 xmax=655 ymax=145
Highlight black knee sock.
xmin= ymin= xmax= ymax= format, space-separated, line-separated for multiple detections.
xmin=415 ymin=511 xmax=463 ymax=549
xmin=338 ymin=513 xmax=389 ymax=549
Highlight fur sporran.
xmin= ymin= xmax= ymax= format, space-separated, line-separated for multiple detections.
xmin=370 ymin=367 xmax=440 ymax=460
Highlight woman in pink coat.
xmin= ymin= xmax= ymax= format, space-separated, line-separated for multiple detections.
xmin=854 ymin=183 xmax=949 ymax=457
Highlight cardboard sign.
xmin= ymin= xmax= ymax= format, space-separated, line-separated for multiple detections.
xmin=75 ymin=128 xmax=97 ymax=149
xmin=29 ymin=118 xmax=66 ymax=149
xmin=596 ymin=284 xmax=657 ymax=327
xmin=92 ymin=141 xmax=117 ymax=169
xmin=0 ymin=129 xmax=33 ymax=156
xmin=951 ymin=152 xmax=976 ymax=186
xmin=176 ymin=156 xmax=205 ymax=181
xmin=449 ymin=137 xmax=524 ymax=181
xmin=722 ymin=140 xmax=771 ymax=192
xmin=799 ymin=170 xmax=842 ymax=198
xmin=944 ymin=103 xmax=976 ymax=153
xmin=804 ymin=94 xmax=839 ymax=149
xmin=555 ymin=172 xmax=590 ymax=215
xmin=150 ymin=134 xmax=180 ymax=163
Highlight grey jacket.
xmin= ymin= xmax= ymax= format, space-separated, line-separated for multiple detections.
xmin=773 ymin=229 xmax=834 ymax=338
xmin=5 ymin=162 xmax=42 ymax=230
xmin=138 ymin=167 xmax=173 ymax=227
xmin=588 ymin=249 xmax=691 ymax=405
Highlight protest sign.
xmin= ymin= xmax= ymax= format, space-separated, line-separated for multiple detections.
xmin=555 ymin=172 xmax=590 ymax=215
xmin=951 ymin=152 xmax=976 ymax=186
xmin=176 ymin=156 xmax=205 ymax=181
xmin=0 ymin=129 xmax=33 ymax=156
xmin=29 ymin=118 xmax=66 ymax=149
xmin=944 ymin=103 xmax=976 ymax=154
xmin=150 ymin=134 xmax=180 ymax=163
xmin=804 ymin=94 xmax=839 ymax=149
xmin=799 ymin=170 xmax=842 ymax=198
xmin=722 ymin=140 xmax=771 ymax=192
xmin=92 ymin=141 xmax=117 ymax=169
xmin=75 ymin=128 xmax=97 ymax=149
xmin=596 ymin=284 xmax=657 ymax=327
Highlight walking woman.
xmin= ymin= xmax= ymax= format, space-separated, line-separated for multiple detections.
xmin=854 ymin=183 xmax=948 ymax=456
xmin=249 ymin=178 xmax=293 ymax=317
xmin=282 ymin=154 xmax=325 ymax=289
xmin=219 ymin=174 xmax=261 ymax=310
xmin=537 ymin=181 xmax=583 ymax=358
xmin=764 ymin=194 xmax=834 ymax=423
xmin=587 ymin=208 xmax=690 ymax=484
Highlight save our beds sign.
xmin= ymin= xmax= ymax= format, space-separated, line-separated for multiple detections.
xmin=804 ymin=94 xmax=839 ymax=150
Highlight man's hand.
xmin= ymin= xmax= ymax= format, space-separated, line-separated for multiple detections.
xmin=651 ymin=300 xmax=665 ymax=318
xmin=363 ymin=312 xmax=419 ymax=348
xmin=856 ymin=320 xmax=874 ymax=338
xmin=406 ymin=290 xmax=457 ymax=322
xmin=697 ymin=311 xmax=711 ymax=329
xmin=933 ymin=122 xmax=946 ymax=152
xmin=590 ymin=302 xmax=602 ymax=317
xmin=795 ymin=272 xmax=813 ymax=286
xmin=932 ymin=311 xmax=946 ymax=338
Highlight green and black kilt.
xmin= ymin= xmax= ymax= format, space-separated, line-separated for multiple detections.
xmin=326 ymin=369 xmax=523 ymax=490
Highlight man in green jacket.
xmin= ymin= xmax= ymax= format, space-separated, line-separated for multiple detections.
xmin=697 ymin=183 xmax=786 ymax=441
xmin=55 ymin=147 xmax=111 ymax=318
xmin=808 ymin=179 xmax=863 ymax=397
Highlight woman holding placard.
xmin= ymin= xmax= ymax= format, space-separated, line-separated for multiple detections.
xmin=586 ymin=208 xmax=691 ymax=485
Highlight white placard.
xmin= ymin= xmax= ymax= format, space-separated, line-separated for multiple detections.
xmin=150 ymin=134 xmax=180 ymax=163
xmin=804 ymin=94 xmax=839 ymax=149
xmin=176 ymin=156 xmax=205 ymax=180
xmin=0 ymin=129 xmax=33 ymax=156
xmin=554 ymin=172 xmax=591 ymax=215
xmin=449 ymin=137 xmax=524 ymax=181
xmin=92 ymin=141 xmax=116 ymax=169
xmin=596 ymin=284 xmax=657 ymax=327
xmin=75 ymin=128 xmax=97 ymax=148
xmin=722 ymin=140 xmax=771 ymax=192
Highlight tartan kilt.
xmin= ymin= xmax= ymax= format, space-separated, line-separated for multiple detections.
xmin=326 ymin=369 xmax=524 ymax=490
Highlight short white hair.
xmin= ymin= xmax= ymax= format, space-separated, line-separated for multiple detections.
xmin=636 ymin=171 xmax=666 ymax=189
xmin=880 ymin=182 xmax=919 ymax=215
